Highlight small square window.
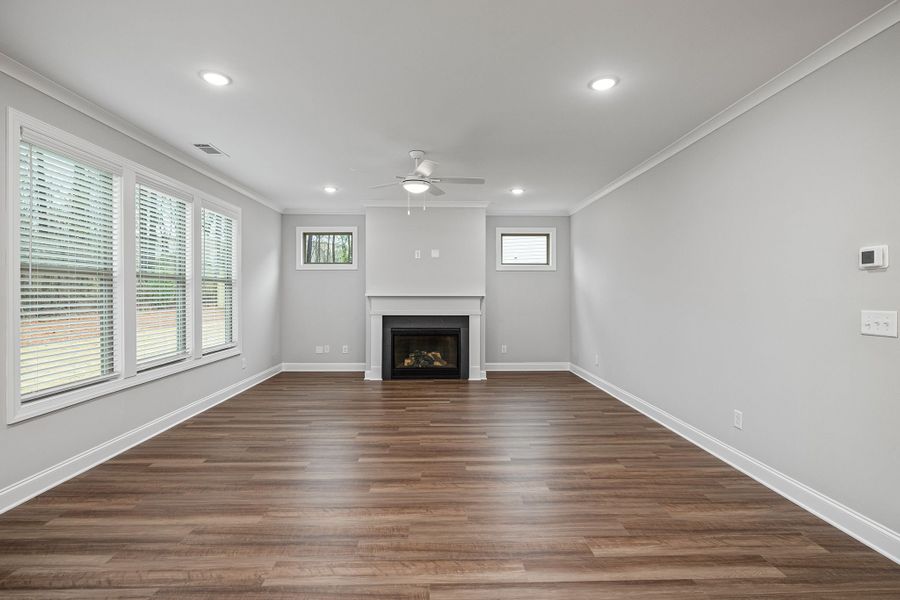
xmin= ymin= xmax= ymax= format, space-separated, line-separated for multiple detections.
xmin=296 ymin=226 xmax=358 ymax=270
xmin=496 ymin=227 xmax=556 ymax=271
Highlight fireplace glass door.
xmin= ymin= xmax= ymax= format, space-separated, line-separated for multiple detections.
xmin=391 ymin=329 xmax=460 ymax=379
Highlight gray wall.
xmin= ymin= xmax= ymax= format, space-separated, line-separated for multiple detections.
xmin=570 ymin=24 xmax=900 ymax=531
xmin=281 ymin=214 xmax=366 ymax=364
xmin=486 ymin=215 xmax=570 ymax=364
xmin=0 ymin=72 xmax=282 ymax=491
xmin=366 ymin=207 xmax=486 ymax=296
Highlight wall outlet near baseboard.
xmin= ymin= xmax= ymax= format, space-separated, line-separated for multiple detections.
xmin=315 ymin=345 xmax=323 ymax=354
xmin=500 ymin=344 xmax=507 ymax=354
xmin=733 ymin=409 xmax=743 ymax=430
xmin=594 ymin=353 xmax=600 ymax=366
xmin=342 ymin=345 xmax=349 ymax=354
xmin=323 ymin=345 xmax=330 ymax=353
xmin=241 ymin=357 xmax=247 ymax=370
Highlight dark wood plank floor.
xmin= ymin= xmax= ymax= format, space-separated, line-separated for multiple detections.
xmin=1 ymin=372 xmax=898 ymax=598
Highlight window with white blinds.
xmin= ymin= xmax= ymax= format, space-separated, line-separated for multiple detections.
xmin=201 ymin=208 xmax=236 ymax=351
xmin=9 ymin=112 xmax=243 ymax=423
xmin=136 ymin=184 xmax=190 ymax=368
xmin=496 ymin=227 xmax=556 ymax=271
xmin=18 ymin=141 xmax=119 ymax=400
xmin=501 ymin=233 xmax=550 ymax=265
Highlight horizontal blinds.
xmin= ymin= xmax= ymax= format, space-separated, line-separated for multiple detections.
xmin=19 ymin=141 xmax=118 ymax=400
xmin=136 ymin=184 xmax=190 ymax=366
xmin=201 ymin=208 xmax=235 ymax=351
xmin=501 ymin=234 xmax=550 ymax=265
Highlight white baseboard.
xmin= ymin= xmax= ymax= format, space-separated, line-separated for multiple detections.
xmin=485 ymin=362 xmax=570 ymax=371
xmin=0 ymin=364 xmax=282 ymax=515
xmin=282 ymin=362 xmax=365 ymax=372
xmin=569 ymin=363 xmax=900 ymax=566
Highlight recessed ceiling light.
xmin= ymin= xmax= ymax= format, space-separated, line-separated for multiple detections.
xmin=323 ymin=185 xmax=338 ymax=194
xmin=589 ymin=77 xmax=618 ymax=91
xmin=200 ymin=71 xmax=232 ymax=86
xmin=510 ymin=187 xmax=525 ymax=196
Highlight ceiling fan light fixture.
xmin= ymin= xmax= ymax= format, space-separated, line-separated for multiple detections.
xmin=402 ymin=179 xmax=431 ymax=195
xmin=200 ymin=71 xmax=232 ymax=86
xmin=589 ymin=76 xmax=618 ymax=91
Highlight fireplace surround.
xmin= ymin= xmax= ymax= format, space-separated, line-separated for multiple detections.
xmin=382 ymin=315 xmax=469 ymax=380
xmin=366 ymin=295 xmax=484 ymax=381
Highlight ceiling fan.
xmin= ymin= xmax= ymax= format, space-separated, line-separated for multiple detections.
xmin=370 ymin=150 xmax=485 ymax=197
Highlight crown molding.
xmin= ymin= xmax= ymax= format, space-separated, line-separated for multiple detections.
xmin=487 ymin=207 xmax=570 ymax=217
xmin=282 ymin=206 xmax=366 ymax=215
xmin=364 ymin=199 xmax=490 ymax=210
xmin=0 ymin=52 xmax=283 ymax=213
xmin=569 ymin=0 xmax=900 ymax=216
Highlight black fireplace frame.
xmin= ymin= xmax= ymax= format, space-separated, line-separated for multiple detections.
xmin=382 ymin=315 xmax=469 ymax=380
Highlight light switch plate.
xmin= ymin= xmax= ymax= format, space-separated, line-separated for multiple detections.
xmin=861 ymin=310 xmax=898 ymax=337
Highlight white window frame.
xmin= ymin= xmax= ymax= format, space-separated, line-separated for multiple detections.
xmin=134 ymin=172 xmax=195 ymax=372
xmin=200 ymin=197 xmax=242 ymax=355
xmin=495 ymin=227 xmax=557 ymax=271
xmin=296 ymin=226 xmax=358 ymax=270
xmin=4 ymin=109 xmax=241 ymax=424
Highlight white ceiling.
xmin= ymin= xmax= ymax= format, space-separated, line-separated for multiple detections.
xmin=0 ymin=0 xmax=890 ymax=213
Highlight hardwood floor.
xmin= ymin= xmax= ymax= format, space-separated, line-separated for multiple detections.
xmin=1 ymin=372 xmax=898 ymax=598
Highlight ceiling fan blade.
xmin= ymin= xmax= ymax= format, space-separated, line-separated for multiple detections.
xmin=427 ymin=184 xmax=446 ymax=196
xmin=370 ymin=182 xmax=398 ymax=189
xmin=414 ymin=159 xmax=438 ymax=177
xmin=432 ymin=177 xmax=485 ymax=185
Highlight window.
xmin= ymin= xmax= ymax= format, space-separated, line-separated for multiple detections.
xmin=18 ymin=141 xmax=119 ymax=400
xmin=296 ymin=226 xmax=358 ymax=270
xmin=496 ymin=227 xmax=556 ymax=271
xmin=7 ymin=110 xmax=242 ymax=423
xmin=201 ymin=207 xmax=237 ymax=352
xmin=136 ymin=183 xmax=190 ymax=368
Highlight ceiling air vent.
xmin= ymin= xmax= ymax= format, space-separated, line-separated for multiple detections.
xmin=193 ymin=143 xmax=228 ymax=156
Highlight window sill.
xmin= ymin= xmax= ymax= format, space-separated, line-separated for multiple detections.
xmin=7 ymin=346 xmax=241 ymax=424
xmin=496 ymin=264 xmax=557 ymax=272
xmin=296 ymin=263 xmax=358 ymax=271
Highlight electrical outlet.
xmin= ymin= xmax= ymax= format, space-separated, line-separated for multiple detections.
xmin=500 ymin=344 xmax=507 ymax=354
xmin=414 ymin=249 xmax=421 ymax=259
xmin=323 ymin=345 xmax=330 ymax=353
xmin=342 ymin=344 xmax=349 ymax=354
xmin=315 ymin=345 xmax=323 ymax=354
xmin=733 ymin=410 xmax=743 ymax=430
xmin=594 ymin=353 xmax=600 ymax=366
xmin=431 ymin=249 xmax=440 ymax=258
xmin=240 ymin=357 xmax=247 ymax=370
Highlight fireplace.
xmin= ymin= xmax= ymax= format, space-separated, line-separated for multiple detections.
xmin=382 ymin=315 xmax=469 ymax=380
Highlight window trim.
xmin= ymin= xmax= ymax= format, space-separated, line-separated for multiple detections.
xmin=200 ymin=199 xmax=241 ymax=354
xmin=295 ymin=226 xmax=358 ymax=270
xmin=5 ymin=109 xmax=242 ymax=424
xmin=134 ymin=176 xmax=194 ymax=370
xmin=495 ymin=227 xmax=557 ymax=271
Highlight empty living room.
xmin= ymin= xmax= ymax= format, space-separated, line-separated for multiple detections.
xmin=2 ymin=0 xmax=900 ymax=597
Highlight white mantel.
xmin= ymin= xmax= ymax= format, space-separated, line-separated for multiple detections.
xmin=366 ymin=294 xmax=485 ymax=381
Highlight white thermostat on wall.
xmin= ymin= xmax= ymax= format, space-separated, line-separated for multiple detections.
xmin=859 ymin=245 xmax=888 ymax=270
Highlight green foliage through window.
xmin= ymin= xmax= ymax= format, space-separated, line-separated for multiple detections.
xmin=304 ymin=232 xmax=352 ymax=264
